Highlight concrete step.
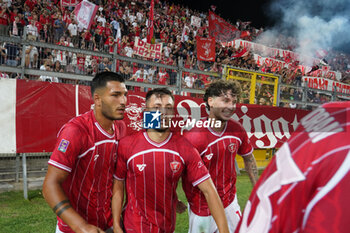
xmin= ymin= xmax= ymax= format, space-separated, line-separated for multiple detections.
xmin=0 ymin=177 xmax=44 ymax=193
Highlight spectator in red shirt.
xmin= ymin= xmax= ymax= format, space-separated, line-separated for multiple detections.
xmin=0 ymin=4 xmax=9 ymax=36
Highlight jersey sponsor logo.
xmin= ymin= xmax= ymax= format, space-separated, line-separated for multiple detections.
xmin=136 ymin=164 xmax=147 ymax=171
xmin=205 ymin=153 xmax=213 ymax=160
xmin=94 ymin=154 xmax=99 ymax=161
xmin=198 ymin=161 xmax=204 ymax=168
xmin=170 ymin=161 xmax=181 ymax=173
xmin=58 ymin=139 xmax=70 ymax=153
xmin=228 ymin=143 xmax=237 ymax=153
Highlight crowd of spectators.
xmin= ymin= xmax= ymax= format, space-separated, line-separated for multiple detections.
xmin=0 ymin=0 xmax=349 ymax=108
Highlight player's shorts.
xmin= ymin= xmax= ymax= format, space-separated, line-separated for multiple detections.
xmin=188 ymin=195 xmax=242 ymax=233
xmin=55 ymin=223 xmax=114 ymax=233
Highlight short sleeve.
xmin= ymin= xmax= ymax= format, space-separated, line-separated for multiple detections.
xmin=114 ymin=140 xmax=127 ymax=180
xmin=182 ymin=140 xmax=210 ymax=187
xmin=237 ymin=124 xmax=254 ymax=156
xmin=48 ymin=124 xmax=85 ymax=173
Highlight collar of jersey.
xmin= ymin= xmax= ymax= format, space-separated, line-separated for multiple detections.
xmin=143 ymin=131 xmax=172 ymax=148
xmin=207 ymin=120 xmax=227 ymax=137
xmin=94 ymin=122 xmax=115 ymax=138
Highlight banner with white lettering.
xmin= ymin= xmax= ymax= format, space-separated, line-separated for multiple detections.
xmin=133 ymin=37 xmax=162 ymax=60
xmin=302 ymin=76 xmax=350 ymax=96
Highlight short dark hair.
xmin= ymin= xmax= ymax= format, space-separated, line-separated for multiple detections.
xmin=91 ymin=71 xmax=125 ymax=95
xmin=145 ymin=88 xmax=174 ymax=105
xmin=203 ymin=79 xmax=241 ymax=110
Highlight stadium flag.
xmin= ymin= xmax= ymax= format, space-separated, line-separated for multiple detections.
xmin=181 ymin=24 xmax=189 ymax=42
xmin=61 ymin=0 xmax=78 ymax=7
xmin=73 ymin=0 xmax=98 ymax=30
xmin=208 ymin=11 xmax=240 ymax=42
xmin=196 ymin=36 xmax=216 ymax=62
xmin=231 ymin=47 xmax=248 ymax=58
xmin=147 ymin=0 xmax=154 ymax=43
xmin=240 ymin=30 xmax=250 ymax=39
xmin=191 ymin=16 xmax=201 ymax=28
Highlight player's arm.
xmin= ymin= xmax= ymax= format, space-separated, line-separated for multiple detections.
xmin=242 ymin=153 xmax=259 ymax=186
xmin=197 ymin=178 xmax=229 ymax=233
xmin=43 ymin=165 xmax=105 ymax=233
xmin=112 ymin=179 xmax=124 ymax=233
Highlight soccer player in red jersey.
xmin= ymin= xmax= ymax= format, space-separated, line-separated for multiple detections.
xmin=112 ymin=88 xmax=229 ymax=233
xmin=43 ymin=71 xmax=128 ymax=233
xmin=183 ymin=80 xmax=258 ymax=233
xmin=236 ymin=101 xmax=350 ymax=233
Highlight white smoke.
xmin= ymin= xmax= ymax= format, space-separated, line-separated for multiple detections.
xmin=255 ymin=0 xmax=350 ymax=65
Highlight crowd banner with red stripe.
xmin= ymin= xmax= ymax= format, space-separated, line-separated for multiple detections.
xmin=208 ymin=11 xmax=240 ymax=42
xmin=146 ymin=0 xmax=154 ymax=43
xmin=133 ymin=37 xmax=162 ymax=60
xmin=0 ymin=79 xmax=16 ymax=153
xmin=74 ymin=0 xmax=98 ymax=30
xmin=223 ymin=39 xmax=342 ymax=80
xmin=0 ymin=79 xmax=311 ymax=153
xmin=196 ymin=37 xmax=216 ymax=62
xmin=303 ymin=76 xmax=350 ymax=95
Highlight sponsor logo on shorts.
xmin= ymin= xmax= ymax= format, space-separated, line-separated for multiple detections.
xmin=58 ymin=139 xmax=69 ymax=153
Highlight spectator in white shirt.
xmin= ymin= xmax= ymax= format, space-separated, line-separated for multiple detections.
xmin=26 ymin=19 xmax=38 ymax=40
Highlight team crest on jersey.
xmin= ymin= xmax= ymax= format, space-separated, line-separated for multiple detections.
xmin=58 ymin=139 xmax=69 ymax=153
xmin=228 ymin=143 xmax=237 ymax=153
xmin=170 ymin=161 xmax=181 ymax=173
xmin=136 ymin=164 xmax=147 ymax=171
xmin=205 ymin=153 xmax=213 ymax=160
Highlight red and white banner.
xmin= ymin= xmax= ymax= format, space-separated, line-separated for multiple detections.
xmin=0 ymin=79 xmax=310 ymax=153
xmin=253 ymin=54 xmax=339 ymax=79
xmin=208 ymin=11 xmax=240 ymax=42
xmin=232 ymin=48 xmax=249 ymax=58
xmin=133 ymin=37 xmax=162 ymax=60
xmin=61 ymin=0 xmax=78 ymax=7
xmin=191 ymin=16 xmax=201 ymax=28
xmin=303 ymin=76 xmax=350 ymax=95
xmin=73 ymin=0 xmax=98 ymax=30
xmin=196 ymin=36 xmax=216 ymax=62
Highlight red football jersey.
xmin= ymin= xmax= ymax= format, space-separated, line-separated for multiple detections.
xmin=49 ymin=110 xmax=126 ymax=233
xmin=183 ymin=119 xmax=253 ymax=216
xmin=236 ymin=101 xmax=350 ymax=233
xmin=114 ymin=131 xmax=210 ymax=232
